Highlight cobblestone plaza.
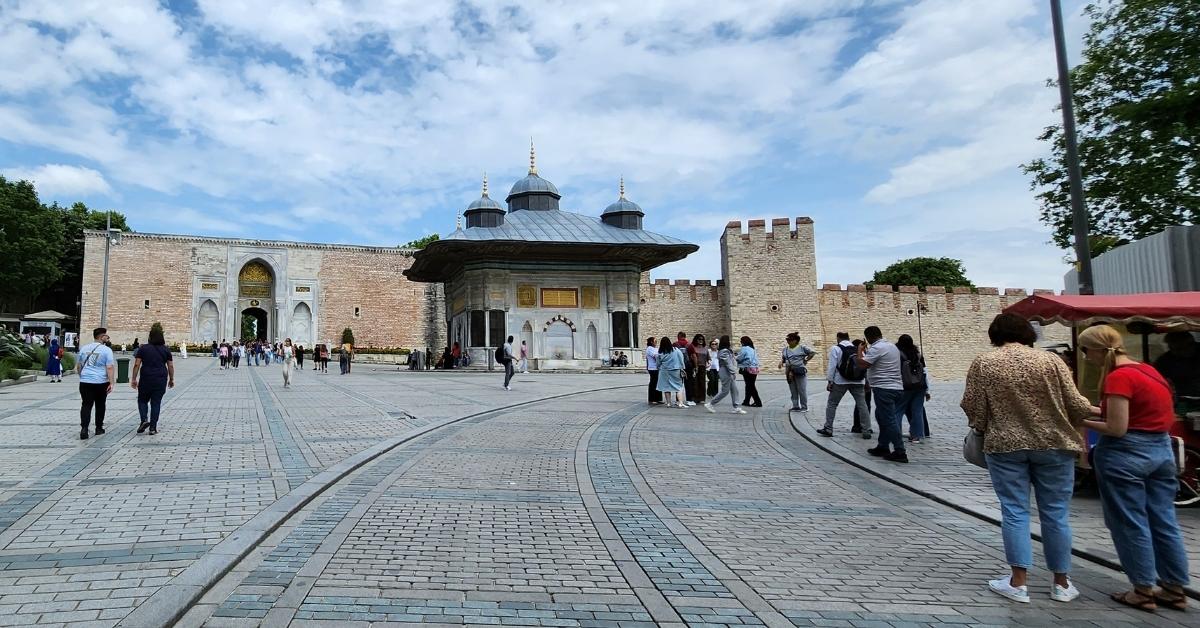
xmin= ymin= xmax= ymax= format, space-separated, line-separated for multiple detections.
xmin=0 ymin=359 xmax=1196 ymax=627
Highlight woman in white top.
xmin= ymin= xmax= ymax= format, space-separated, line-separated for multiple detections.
xmin=281 ymin=338 xmax=296 ymax=388
xmin=645 ymin=336 xmax=661 ymax=405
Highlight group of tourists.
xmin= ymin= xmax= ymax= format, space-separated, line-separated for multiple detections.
xmin=212 ymin=339 xmax=308 ymax=370
xmin=961 ymin=313 xmax=1190 ymax=611
xmin=645 ymin=331 xmax=768 ymax=414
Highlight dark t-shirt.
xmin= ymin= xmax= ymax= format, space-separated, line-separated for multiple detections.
xmin=134 ymin=344 xmax=173 ymax=384
xmin=1153 ymin=350 xmax=1200 ymax=397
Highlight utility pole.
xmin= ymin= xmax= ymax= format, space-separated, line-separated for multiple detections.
xmin=1050 ymin=0 xmax=1095 ymax=295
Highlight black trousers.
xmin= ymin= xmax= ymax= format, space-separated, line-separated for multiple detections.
xmin=682 ymin=366 xmax=695 ymax=401
xmin=741 ymin=372 xmax=762 ymax=407
xmin=707 ymin=370 xmax=719 ymax=396
xmin=648 ymin=370 xmax=662 ymax=403
xmin=79 ymin=382 xmax=109 ymax=429
xmin=693 ymin=368 xmax=708 ymax=402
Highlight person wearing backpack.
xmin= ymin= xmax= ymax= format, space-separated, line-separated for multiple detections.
xmin=819 ymin=332 xmax=869 ymax=438
xmin=897 ymin=334 xmax=931 ymax=443
xmin=499 ymin=335 xmax=515 ymax=390
xmin=779 ymin=332 xmax=815 ymax=412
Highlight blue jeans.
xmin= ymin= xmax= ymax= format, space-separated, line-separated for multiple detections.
xmin=872 ymin=388 xmax=905 ymax=453
xmin=901 ymin=389 xmax=926 ymax=440
xmin=1093 ymin=432 xmax=1191 ymax=587
xmin=986 ymin=449 xmax=1076 ymax=572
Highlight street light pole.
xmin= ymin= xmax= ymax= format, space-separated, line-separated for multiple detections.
xmin=1050 ymin=0 xmax=1095 ymax=295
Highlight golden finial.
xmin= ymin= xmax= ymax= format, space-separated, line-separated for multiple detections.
xmin=619 ymin=176 xmax=625 ymax=199
xmin=456 ymin=214 xmax=462 ymax=230
xmin=482 ymin=172 xmax=489 ymax=197
xmin=529 ymin=137 xmax=538 ymax=175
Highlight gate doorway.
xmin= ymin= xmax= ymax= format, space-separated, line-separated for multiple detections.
xmin=242 ymin=307 xmax=268 ymax=341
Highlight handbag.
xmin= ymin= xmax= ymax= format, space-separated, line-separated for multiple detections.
xmin=963 ymin=429 xmax=987 ymax=469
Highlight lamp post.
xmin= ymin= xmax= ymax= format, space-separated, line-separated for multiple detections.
xmin=1050 ymin=0 xmax=1095 ymax=295
xmin=99 ymin=212 xmax=122 ymax=327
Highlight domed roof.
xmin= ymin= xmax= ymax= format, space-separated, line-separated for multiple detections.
xmin=465 ymin=174 xmax=504 ymax=212
xmin=508 ymin=173 xmax=561 ymax=198
xmin=602 ymin=178 xmax=643 ymax=215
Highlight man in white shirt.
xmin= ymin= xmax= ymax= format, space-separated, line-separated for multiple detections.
xmin=76 ymin=327 xmax=116 ymax=440
xmin=502 ymin=335 xmax=515 ymax=390
xmin=818 ymin=332 xmax=870 ymax=439
xmin=856 ymin=325 xmax=907 ymax=463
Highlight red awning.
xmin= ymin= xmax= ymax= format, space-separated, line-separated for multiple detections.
xmin=1004 ymin=292 xmax=1200 ymax=327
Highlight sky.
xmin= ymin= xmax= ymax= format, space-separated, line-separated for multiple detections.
xmin=0 ymin=0 xmax=1092 ymax=290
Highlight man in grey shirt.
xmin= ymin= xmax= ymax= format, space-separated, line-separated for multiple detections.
xmin=819 ymin=332 xmax=870 ymax=438
xmin=856 ymin=326 xmax=907 ymax=463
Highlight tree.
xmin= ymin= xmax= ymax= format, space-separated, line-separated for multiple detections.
xmin=150 ymin=321 xmax=164 ymax=338
xmin=1022 ymin=0 xmax=1199 ymax=252
xmin=867 ymin=257 xmax=973 ymax=290
xmin=0 ymin=176 xmax=65 ymax=310
xmin=241 ymin=314 xmax=256 ymax=341
xmin=341 ymin=327 xmax=355 ymax=345
xmin=401 ymin=233 xmax=439 ymax=249
xmin=34 ymin=203 xmax=130 ymax=316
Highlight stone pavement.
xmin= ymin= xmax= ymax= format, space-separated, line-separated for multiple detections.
xmin=0 ymin=361 xmax=1192 ymax=627
xmin=797 ymin=382 xmax=1200 ymax=588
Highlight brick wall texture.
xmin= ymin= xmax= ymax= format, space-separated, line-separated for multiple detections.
xmin=83 ymin=220 xmax=1064 ymax=379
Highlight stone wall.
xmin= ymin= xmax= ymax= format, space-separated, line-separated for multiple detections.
xmin=316 ymin=249 xmax=430 ymax=348
xmin=637 ymin=277 xmax=728 ymax=345
xmin=80 ymin=233 xmax=195 ymax=345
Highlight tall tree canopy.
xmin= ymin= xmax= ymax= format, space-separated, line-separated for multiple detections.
xmin=36 ymin=203 xmax=130 ymax=316
xmin=1023 ymin=0 xmax=1198 ymax=251
xmin=868 ymin=257 xmax=973 ymax=290
xmin=0 ymin=176 xmax=65 ymax=310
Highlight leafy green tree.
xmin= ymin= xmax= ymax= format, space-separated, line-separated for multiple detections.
xmin=401 ymin=233 xmax=439 ymax=249
xmin=868 ymin=257 xmax=973 ymax=290
xmin=35 ymin=203 xmax=130 ymax=316
xmin=341 ymin=327 xmax=355 ymax=345
xmin=0 ymin=176 xmax=65 ymax=310
xmin=1023 ymin=0 xmax=1198 ymax=251
xmin=241 ymin=314 xmax=256 ymax=341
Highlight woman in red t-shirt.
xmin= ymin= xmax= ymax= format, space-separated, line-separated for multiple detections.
xmin=1080 ymin=325 xmax=1189 ymax=612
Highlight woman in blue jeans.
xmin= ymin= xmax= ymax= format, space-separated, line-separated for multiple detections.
xmin=961 ymin=313 xmax=1095 ymax=604
xmin=1080 ymin=325 xmax=1190 ymax=612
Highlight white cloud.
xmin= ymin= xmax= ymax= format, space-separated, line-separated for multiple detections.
xmin=0 ymin=163 xmax=113 ymax=199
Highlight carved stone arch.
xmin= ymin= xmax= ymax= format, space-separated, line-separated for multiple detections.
xmin=196 ymin=299 xmax=220 ymax=342
xmin=290 ymin=302 xmax=313 ymax=346
xmin=542 ymin=314 xmax=576 ymax=332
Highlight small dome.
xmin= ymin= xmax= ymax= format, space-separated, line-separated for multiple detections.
xmin=467 ymin=195 xmax=504 ymax=211
xmin=507 ymin=173 xmax=560 ymax=198
xmin=603 ymin=197 xmax=643 ymax=215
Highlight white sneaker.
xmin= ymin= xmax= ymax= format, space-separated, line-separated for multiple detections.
xmin=731 ymin=407 xmax=747 ymax=414
xmin=988 ymin=577 xmax=1030 ymax=603
xmin=1050 ymin=581 xmax=1079 ymax=603
xmin=703 ymin=402 xmax=714 ymax=413
xmin=685 ymin=401 xmax=695 ymax=406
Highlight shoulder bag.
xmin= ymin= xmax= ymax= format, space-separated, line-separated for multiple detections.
xmin=963 ymin=429 xmax=987 ymax=469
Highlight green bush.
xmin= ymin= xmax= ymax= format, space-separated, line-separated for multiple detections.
xmin=341 ymin=327 xmax=355 ymax=345
xmin=61 ymin=352 xmax=75 ymax=371
xmin=0 ymin=331 xmax=37 ymax=365
xmin=353 ymin=347 xmax=412 ymax=355
xmin=0 ymin=358 xmax=24 ymax=381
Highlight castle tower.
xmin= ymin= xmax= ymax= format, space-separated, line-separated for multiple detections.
xmin=720 ymin=217 xmax=824 ymax=370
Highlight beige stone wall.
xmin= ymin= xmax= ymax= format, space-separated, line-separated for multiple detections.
xmin=816 ymin=286 xmax=1068 ymax=380
xmin=637 ymin=278 xmax=728 ymax=346
xmin=80 ymin=233 xmax=195 ymax=345
xmin=720 ymin=218 xmax=823 ymax=372
xmin=316 ymin=249 xmax=430 ymax=348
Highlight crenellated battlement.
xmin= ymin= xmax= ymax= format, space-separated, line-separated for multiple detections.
xmin=721 ymin=217 xmax=814 ymax=240
xmin=819 ymin=284 xmax=1058 ymax=296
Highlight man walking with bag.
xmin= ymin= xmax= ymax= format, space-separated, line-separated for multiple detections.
xmin=819 ymin=332 xmax=870 ymax=438
xmin=500 ymin=335 xmax=516 ymax=390
xmin=76 ymin=328 xmax=115 ymax=440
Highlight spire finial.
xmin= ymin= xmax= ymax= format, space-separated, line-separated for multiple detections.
xmin=528 ymin=137 xmax=538 ymax=175
xmin=619 ymin=176 xmax=625 ymax=199
xmin=482 ymin=172 xmax=489 ymax=197
xmin=456 ymin=214 xmax=462 ymax=230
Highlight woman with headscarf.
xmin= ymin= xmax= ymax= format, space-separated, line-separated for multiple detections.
xmin=45 ymin=337 xmax=64 ymax=383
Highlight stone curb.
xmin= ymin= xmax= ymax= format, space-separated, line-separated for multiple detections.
xmin=788 ymin=397 xmax=1200 ymax=601
xmin=116 ymin=382 xmax=642 ymax=627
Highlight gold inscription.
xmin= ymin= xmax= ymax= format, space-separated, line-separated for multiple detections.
xmin=517 ymin=285 xmax=537 ymax=308
xmin=295 ymin=286 xmax=311 ymax=293
xmin=451 ymin=296 xmax=466 ymax=314
xmin=200 ymin=282 xmax=219 ymax=291
xmin=542 ymin=288 xmax=578 ymax=308
xmin=581 ymin=286 xmax=600 ymax=309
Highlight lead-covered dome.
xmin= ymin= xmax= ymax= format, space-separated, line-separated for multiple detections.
xmin=506 ymin=141 xmax=561 ymax=211
xmin=601 ymin=178 xmax=644 ymax=230
xmin=464 ymin=174 xmax=506 ymax=228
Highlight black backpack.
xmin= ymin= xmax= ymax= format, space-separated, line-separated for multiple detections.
xmin=835 ymin=344 xmax=867 ymax=381
xmin=495 ymin=345 xmax=508 ymax=364
xmin=901 ymin=353 xmax=925 ymax=390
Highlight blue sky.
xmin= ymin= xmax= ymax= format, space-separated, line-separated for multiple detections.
xmin=0 ymin=0 xmax=1090 ymax=289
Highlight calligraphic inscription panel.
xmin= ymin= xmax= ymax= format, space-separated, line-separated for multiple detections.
xmin=581 ymin=286 xmax=600 ymax=309
xmin=541 ymin=288 xmax=578 ymax=308
xmin=517 ymin=285 xmax=537 ymax=308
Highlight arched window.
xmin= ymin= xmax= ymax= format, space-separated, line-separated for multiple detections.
xmin=197 ymin=299 xmax=219 ymax=342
